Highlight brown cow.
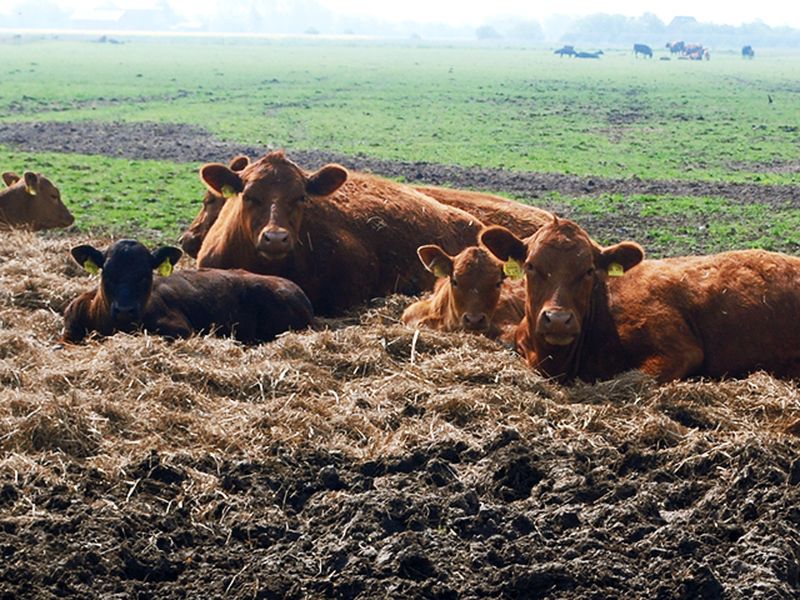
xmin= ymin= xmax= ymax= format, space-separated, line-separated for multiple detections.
xmin=63 ymin=239 xmax=313 ymax=343
xmin=414 ymin=185 xmax=551 ymax=238
xmin=401 ymin=244 xmax=525 ymax=342
xmin=183 ymin=178 xmax=550 ymax=259
xmin=179 ymin=155 xmax=250 ymax=258
xmin=196 ymin=151 xmax=483 ymax=315
xmin=0 ymin=171 xmax=74 ymax=231
xmin=481 ymin=216 xmax=800 ymax=383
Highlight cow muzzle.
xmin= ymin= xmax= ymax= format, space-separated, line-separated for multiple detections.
xmin=461 ymin=312 xmax=488 ymax=331
xmin=111 ymin=303 xmax=141 ymax=325
xmin=537 ymin=308 xmax=580 ymax=346
xmin=257 ymin=228 xmax=293 ymax=259
xmin=179 ymin=231 xmax=202 ymax=259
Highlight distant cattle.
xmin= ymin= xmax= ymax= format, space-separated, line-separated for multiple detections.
xmin=633 ymin=43 xmax=653 ymax=58
xmin=0 ymin=171 xmax=74 ymax=231
xmin=196 ymin=151 xmax=484 ymax=315
xmin=554 ymin=45 xmax=576 ymax=57
xmin=481 ymin=216 xmax=800 ymax=383
xmin=63 ymin=240 xmax=313 ymax=343
xmin=575 ymin=50 xmax=603 ymax=59
xmin=180 ymin=154 xmax=250 ymax=258
xmin=666 ymin=40 xmax=685 ymax=54
xmin=402 ymin=244 xmax=524 ymax=342
xmin=742 ymin=45 xmax=755 ymax=59
xmin=682 ymin=43 xmax=706 ymax=60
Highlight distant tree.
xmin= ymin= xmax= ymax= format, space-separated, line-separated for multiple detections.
xmin=476 ymin=25 xmax=501 ymax=40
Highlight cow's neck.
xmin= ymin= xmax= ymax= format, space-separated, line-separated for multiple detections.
xmin=532 ymin=278 xmax=609 ymax=383
xmin=0 ymin=188 xmax=31 ymax=226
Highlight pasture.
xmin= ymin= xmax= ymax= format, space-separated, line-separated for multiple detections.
xmin=1 ymin=36 xmax=800 ymax=597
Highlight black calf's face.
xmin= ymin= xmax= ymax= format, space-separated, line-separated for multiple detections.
xmin=71 ymin=240 xmax=182 ymax=327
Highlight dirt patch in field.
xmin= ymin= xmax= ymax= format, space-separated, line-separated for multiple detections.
xmin=1 ymin=230 xmax=799 ymax=598
xmin=2 ymin=120 xmax=799 ymax=209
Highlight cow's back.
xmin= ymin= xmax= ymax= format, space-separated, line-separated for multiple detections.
xmin=415 ymin=185 xmax=550 ymax=239
xmin=145 ymin=269 xmax=313 ymax=342
xmin=606 ymin=250 xmax=800 ymax=378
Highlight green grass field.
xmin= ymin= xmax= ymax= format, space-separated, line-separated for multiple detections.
xmin=2 ymin=37 xmax=799 ymax=250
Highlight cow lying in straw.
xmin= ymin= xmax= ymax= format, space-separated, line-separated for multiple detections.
xmin=402 ymin=244 xmax=524 ymax=343
xmin=63 ymin=240 xmax=313 ymax=343
xmin=481 ymin=215 xmax=800 ymax=383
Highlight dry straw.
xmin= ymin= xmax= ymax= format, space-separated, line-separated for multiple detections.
xmin=1 ymin=229 xmax=799 ymax=490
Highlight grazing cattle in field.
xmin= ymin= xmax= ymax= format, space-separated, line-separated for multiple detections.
xmin=554 ymin=45 xmax=576 ymax=57
xmin=682 ymin=43 xmax=705 ymax=60
xmin=180 ymin=154 xmax=250 ymax=258
xmin=666 ymin=41 xmax=685 ymax=54
xmin=63 ymin=240 xmax=313 ymax=343
xmin=402 ymin=244 xmax=525 ymax=342
xmin=575 ymin=50 xmax=603 ymax=59
xmin=414 ymin=185 xmax=551 ymax=239
xmin=481 ymin=216 xmax=800 ymax=383
xmin=742 ymin=45 xmax=755 ymax=59
xmin=0 ymin=171 xmax=74 ymax=231
xmin=196 ymin=151 xmax=483 ymax=315
xmin=633 ymin=43 xmax=653 ymax=58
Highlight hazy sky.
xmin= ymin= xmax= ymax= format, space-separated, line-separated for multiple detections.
xmin=3 ymin=0 xmax=799 ymax=29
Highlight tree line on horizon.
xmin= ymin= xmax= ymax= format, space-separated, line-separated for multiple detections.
xmin=2 ymin=1 xmax=798 ymax=48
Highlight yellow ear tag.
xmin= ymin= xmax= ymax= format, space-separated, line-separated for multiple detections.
xmin=432 ymin=263 xmax=449 ymax=278
xmin=608 ymin=262 xmax=625 ymax=277
xmin=156 ymin=259 xmax=174 ymax=277
xmin=503 ymin=258 xmax=524 ymax=280
xmin=25 ymin=185 xmax=37 ymax=196
xmin=221 ymin=184 xmax=236 ymax=199
xmin=83 ymin=259 xmax=100 ymax=275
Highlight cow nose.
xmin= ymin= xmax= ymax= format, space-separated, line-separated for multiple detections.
xmin=263 ymin=230 xmax=290 ymax=245
xmin=462 ymin=312 xmax=488 ymax=329
xmin=111 ymin=304 xmax=138 ymax=322
xmin=542 ymin=310 xmax=573 ymax=328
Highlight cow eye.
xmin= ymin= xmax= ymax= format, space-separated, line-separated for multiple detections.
xmin=451 ymin=278 xmax=458 ymax=288
xmin=585 ymin=267 xmax=594 ymax=277
xmin=496 ymin=280 xmax=502 ymax=288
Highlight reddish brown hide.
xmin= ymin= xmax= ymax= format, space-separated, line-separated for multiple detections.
xmin=196 ymin=151 xmax=483 ymax=315
xmin=63 ymin=240 xmax=313 ymax=343
xmin=179 ymin=155 xmax=250 ymax=258
xmin=415 ymin=185 xmax=551 ymax=238
xmin=481 ymin=216 xmax=800 ymax=383
xmin=402 ymin=245 xmax=524 ymax=342
xmin=0 ymin=171 xmax=74 ymax=231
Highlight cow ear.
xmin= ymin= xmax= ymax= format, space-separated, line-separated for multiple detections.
xmin=23 ymin=172 xmax=38 ymax=195
xmin=596 ymin=241 xmax=644 ymax=275
xmin=71 ymin=244 xmax=105 ymax=274
xmin=307 ymin=164 xmax=348 ymax=197
xmin=480 ymin=226 xmax=527 ymax=262
xmin=417 ymin=245 xmax=453 ymax=278
xmin=201 ymin=163 xmax=243 ymax=198
xmin=228 ymin=155 xmax=250 ymax=172
xmin=151 ymin=246 xmax=183 ymax=276
xmin=2 ymin=172 xmax=19 ymax=187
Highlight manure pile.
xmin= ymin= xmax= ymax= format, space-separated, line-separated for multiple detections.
xmin=1 ymin=230 xmax=799 ymax=598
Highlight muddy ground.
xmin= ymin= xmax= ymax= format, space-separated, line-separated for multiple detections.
xmin=1 ymin=124 xmax=800 ymax=598
xmin=3 ymin=120 xmax=799 ymax=208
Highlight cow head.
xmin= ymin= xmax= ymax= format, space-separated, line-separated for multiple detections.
xmin=200 ymin=151 xmax=347 ymax=262
xmin=481 ymin=216 xmax=643 ymax=351
xmin=2 ymin=171 xmax=74 ymax=230
xmin=180 ymin=155 xmax=250 ymax=258
xmin=71 ymin=240 xmax=182 ymax=327
xmin=418 ymin=244 xmax=505 ymax=332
